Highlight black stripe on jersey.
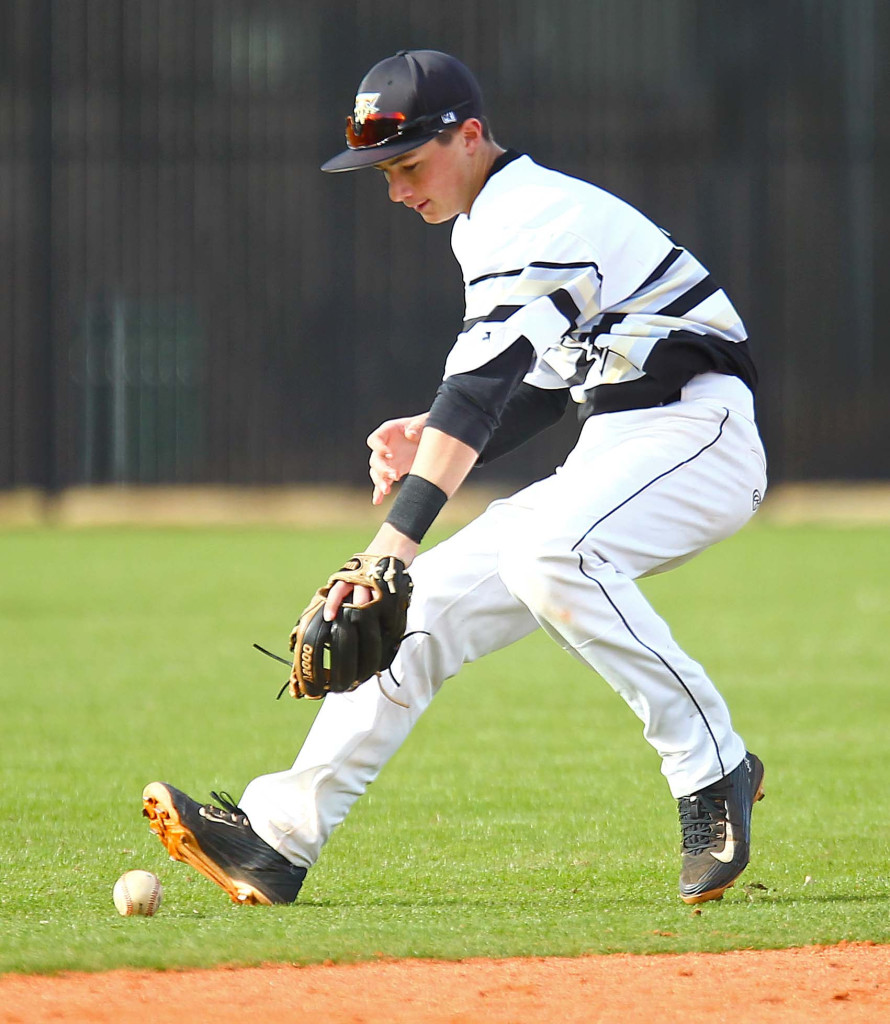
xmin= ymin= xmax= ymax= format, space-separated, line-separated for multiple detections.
xmin=462 ymin=289 xmax=582 ymax=335
xmin=468 ymin=260 xmax=603 ymax=287
xmin=634 ymin=246 xmax=683 ymax=293
xmin=586 ymin=311 xmax=628 ymax=342
xmin=462 ymin=306 xmax=524 ymax=332
xmin=657 ymin=276 xmax=718 ymax=317
xmin=549 ymin=288 xmax=582 ymax=331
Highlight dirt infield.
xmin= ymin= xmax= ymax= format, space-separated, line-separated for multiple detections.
xmin=2 ymin=943 xmax=888 ymax=1024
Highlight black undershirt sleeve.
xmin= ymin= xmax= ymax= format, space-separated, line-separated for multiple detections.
xmin=475 ymin=382 xmax=569 ymax=465
xmin=425 ymin=337 xmax=536 ymax=453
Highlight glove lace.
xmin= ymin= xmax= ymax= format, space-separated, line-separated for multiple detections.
xmin=253 ymin=643 xmax=298 ymax=699
xmin=373 ymin=629 xmax=431 ymax=708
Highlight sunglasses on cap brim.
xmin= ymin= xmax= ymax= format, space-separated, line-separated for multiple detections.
xmin=345 ymin=99 xmax=474 ymax=150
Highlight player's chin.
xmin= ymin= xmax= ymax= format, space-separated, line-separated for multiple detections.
xmin=419 ymin=206 xmax=456 ymax=225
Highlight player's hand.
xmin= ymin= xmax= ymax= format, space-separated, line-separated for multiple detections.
xmin=289 ymin=554 xmax=414 ymax=699
xmin=323 ymin=526 xmax=419 ymax=621
xmin=367 ymin=413 xmax=429 ymax=505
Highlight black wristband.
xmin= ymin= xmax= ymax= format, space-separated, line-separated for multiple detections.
xmin=385 ymin=474 xmax=448 ymax=544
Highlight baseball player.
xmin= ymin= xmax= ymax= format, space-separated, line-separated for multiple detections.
xmin=143 ymin=49 xmax=766 ymax=908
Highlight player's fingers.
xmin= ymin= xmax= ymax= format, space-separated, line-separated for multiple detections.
xmin=371 ymin=477 xmax=391 ymax=505
xmin=366 ymin=418 xmax=399 ymax=452
xmin=404 ymin=412 xmax=428 ymax=439
xmin=324 ymin=581 xmax=353 ymax=622
xmin=369 ymin=464 xmax=394 ymax=497
xmin=349 ymin=585 xmax=374 ymax=607
xmin=369 ymin=449 xmax=395 ymax=476
xmin=367 ymin=438 xmax=392 ymax=459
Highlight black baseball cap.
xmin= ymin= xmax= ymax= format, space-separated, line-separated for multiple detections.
xmin=321 ymin=49 xmax=484 ymax=173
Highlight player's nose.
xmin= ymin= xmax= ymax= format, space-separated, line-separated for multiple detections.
xmin=387 ymin=176 xmax=411 ymax=205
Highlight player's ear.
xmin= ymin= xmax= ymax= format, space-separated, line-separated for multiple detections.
xmin=459 ymin=118 xmax=485 ymax=151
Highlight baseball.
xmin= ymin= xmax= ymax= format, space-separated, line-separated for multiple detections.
xmin=112 ymin=869 xmax=163 ymax=917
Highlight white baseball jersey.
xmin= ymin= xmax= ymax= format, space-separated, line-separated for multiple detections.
xmin=446 ymin=153 xmax=752 ymax=410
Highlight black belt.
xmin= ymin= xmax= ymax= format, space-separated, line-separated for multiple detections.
xmin=578 ymin=379 xmax=684 ymax=420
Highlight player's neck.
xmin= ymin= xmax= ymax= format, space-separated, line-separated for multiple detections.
xmin=465 ymin=141 xmax=507 ymax=215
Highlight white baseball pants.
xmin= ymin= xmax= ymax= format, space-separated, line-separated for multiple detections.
xmin=241 ymin=373 xmax=767 ymax=869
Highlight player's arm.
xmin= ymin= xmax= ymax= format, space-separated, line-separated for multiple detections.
xmin=368 ymin=426 xmax=481 ymax=563
xmin=324 ymin=339 xmax=534 ymax=620
xmin=323 ymin=427 xmax=479 ymax=621
xmin=475 ymin=382 xmax=568 ymax=465
xmin=375 ymin=339 xmax=537 ymax=546
xmin=366 ymin=370 xmax=566 ymax=506
xmin=367 ymin=335 xmax=541 ymax=502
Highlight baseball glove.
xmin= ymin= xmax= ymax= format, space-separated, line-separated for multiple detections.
xmin=288 ymin=554 xmax=413 ymax=699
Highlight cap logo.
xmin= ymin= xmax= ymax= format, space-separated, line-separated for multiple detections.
xmin=353 ymin=92 xmax=381 ymax=127
xmin=441 ymin=111 xmax=457 ymax=124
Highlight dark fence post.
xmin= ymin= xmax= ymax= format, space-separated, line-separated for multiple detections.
xmin=33 ymin=0 xmax=56 ymax=492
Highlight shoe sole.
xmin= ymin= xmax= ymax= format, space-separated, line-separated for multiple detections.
xmin=680 ymin=767 xmax=766 ymax=906
xmin=142 ymin=782 xmax=272 ymax=906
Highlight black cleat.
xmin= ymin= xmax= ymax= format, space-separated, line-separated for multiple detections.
xmin=678 ymin=752 xmax=765 ymax=904
xmin=142 ymin=782 xmax=306 ymax=905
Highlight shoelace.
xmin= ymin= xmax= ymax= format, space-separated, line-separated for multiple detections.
xmin=203 ymin=790 xmax=250 ymax=827
xmin=678 ymin=793 xmax=727 ymax=853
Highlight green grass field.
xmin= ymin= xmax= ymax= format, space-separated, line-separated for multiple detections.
xmin=1 ymin=520 xmax=889 ymax=974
